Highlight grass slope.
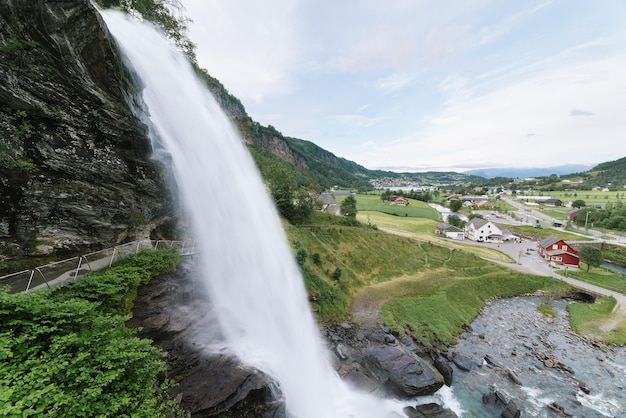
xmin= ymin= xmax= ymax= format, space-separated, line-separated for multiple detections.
xmin=287 ymin=212 xmax=568 ymax=346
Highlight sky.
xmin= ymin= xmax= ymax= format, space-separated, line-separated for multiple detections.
xmin=178 ymin=0 xmax=626 ymax=173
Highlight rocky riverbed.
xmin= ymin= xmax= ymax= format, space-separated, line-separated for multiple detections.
xmin=449 ymin=296 xmax=626 ymax=417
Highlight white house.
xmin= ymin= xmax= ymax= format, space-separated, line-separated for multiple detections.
xmin=464 ymin=218 xmax=504 ymax=242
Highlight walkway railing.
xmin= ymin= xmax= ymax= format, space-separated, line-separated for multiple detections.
xmin=0 ymin=239 xmax=194 ymax=294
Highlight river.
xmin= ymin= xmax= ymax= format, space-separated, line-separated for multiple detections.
xmin=603 ymin=261 xmax=626 ymax=275
xmin=428 ymin=203 xmax=469 ymax=222
xmin=449 ymin=296 xmax=626 ymax=417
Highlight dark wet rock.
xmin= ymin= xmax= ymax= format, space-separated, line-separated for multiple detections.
xmin=367 ymin=333 xmax=384 ymax=343
xmin=451 ymin=353 xmax=475 ymax=371
xmin=343 ymin=370 xmax=379 ymax=393
xmin=362 ymin=345 xmax=445 ymax=398
xmin=502 ymin=401 xmax=521 ymax=418
xmin=399 ymin=334 xmax=419 ymax=351
xmin=0 ymin=0 xmax=176 ymax=259
xmin=575 ymin=379 xmax=591 ymax=394
xmin=404 ymin=403 xmax=458 ymax=417
xmin=507 ymin=370 xmax=522 ymax=386
xmin=547 ymin=402 xmax=573 ymax=417
xmin=483 ymin=389 xmax=522 ymax=418
xmin=322 ymin=323 xmax=449 ymax=400
xmin=128 ymin=260 xmax=285 ymax=417
xmin=431 ymin=353 xmax=454 ymax=387
xmin=484 ymin=353 xmax=500 ymax=368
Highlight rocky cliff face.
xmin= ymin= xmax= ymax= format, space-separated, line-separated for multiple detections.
xmin=0 ymin=0 xmax=176 ymax=263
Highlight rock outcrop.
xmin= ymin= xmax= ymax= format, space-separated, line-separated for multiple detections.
xmin=363 ymin=345 xmax=445 ymax=398
xmin=0 ymin=0 xmax=176 ymax=262
xmin=323 ymin=322 xmax=451 ymax=415
xmin=127 ymin=259 xmax=286 ymax=417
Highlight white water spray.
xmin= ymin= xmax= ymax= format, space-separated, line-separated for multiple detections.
xmin=102 ymin=11 xmax=407 ymax=418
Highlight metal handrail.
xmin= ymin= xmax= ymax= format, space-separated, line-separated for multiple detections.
xmin=0 ymin=239 xmax=193 ymax=293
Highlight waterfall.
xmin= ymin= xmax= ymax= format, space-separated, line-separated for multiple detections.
xmin=101 ymin=11 xmax=406 ymax=418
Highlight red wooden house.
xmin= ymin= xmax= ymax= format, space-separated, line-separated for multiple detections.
xmin=537 ymin=235 xmax=579 ymax=267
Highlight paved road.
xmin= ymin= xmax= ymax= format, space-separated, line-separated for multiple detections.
xmin=500 ymin=197 xmax=626 ymax=244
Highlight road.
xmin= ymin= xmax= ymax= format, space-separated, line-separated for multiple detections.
xmin=499 ymin=197 xmax=626 ymax=244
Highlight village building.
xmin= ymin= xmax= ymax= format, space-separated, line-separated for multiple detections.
xmin=567 ymin=208 xmax=579 ymax=221
xmin=538 ymin=198 xmax=563 ymax=206
xmin=390 ymin=196 xmax=409 ymax=206
xmin=537 ymin=235 xmax=579 ymax=267
xmin=464 ymin=218 xmax=504 ymax=243
xmin=460 ymin=196 xmax=493 ymax=209
xmin=435 ymin=223 xmax=465 ymax=240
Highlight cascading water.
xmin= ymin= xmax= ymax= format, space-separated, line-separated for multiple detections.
xmin=102 ymin=11 xmax=409 ymax=418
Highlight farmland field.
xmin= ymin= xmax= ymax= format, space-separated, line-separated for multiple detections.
xmin=334 ymin=193 xmax=441 ymax=220
xmin=521 ymin=190 xmax=625 ymax=208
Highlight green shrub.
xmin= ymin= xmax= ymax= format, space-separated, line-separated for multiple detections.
xmin=537 ymin=303 xmax=555 ymax=318
xmin=0 ymin=248 xmax=181 ymax=416
xmin=296 ymin=248 xmax=308 ymax=266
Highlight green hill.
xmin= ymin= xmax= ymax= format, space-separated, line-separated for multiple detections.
xmin=286 ymin=212 xmax=566 ymax=345
xmin=586 ymin=156 xmax=626 ymax=188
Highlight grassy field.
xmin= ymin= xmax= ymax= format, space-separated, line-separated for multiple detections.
xmin=568 ymin=297 xmax=626 ymax=345
xmin=514 ymin=190 xmax=626 ymax=221
xmin=558 ymin=265 xmax=626 ymax=294
xmin=549 ymin=190 xmax=626 ymax=206
xmin=334 ymin=193 xmax=441 ymax=220
xmin=356 ymin=211 xmax=515 ymax=263
xmin=380 ymin=273 xmax=566 ymax=346
xmin=507 ymin=224 xmax=594 ymax=241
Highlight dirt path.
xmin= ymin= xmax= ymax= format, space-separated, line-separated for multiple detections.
xmin=351 ymin=290 xmax=387 ymax=326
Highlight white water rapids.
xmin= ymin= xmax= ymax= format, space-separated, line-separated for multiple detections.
xmin=102 ymin=11 xmax=414 ymax=418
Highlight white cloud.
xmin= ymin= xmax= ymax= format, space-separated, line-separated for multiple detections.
xmin=181 ymin=0 xmax=299 ymax=102
xmin=356 ymin=50 xmax=626 ymax=171
xmin=377 ymin=73 xmax=414 ymax=92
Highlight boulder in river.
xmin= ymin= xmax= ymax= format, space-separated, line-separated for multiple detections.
xmin=363 ymin=345 xmax=445 ymax=398
xmin=404 ymin=403 xmax=458 ymax=417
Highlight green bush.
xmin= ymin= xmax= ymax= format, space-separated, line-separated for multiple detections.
xmin=296 ymin=248 xmax=308 ymax=266
xmin=0 ymin=249 xmax=181 ymax=417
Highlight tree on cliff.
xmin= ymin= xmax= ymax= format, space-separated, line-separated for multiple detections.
xmin=96 ymin=0 xmax=195 ymax=60
xmin=266 ymin=165 xmax=316 ymax=225
xmin=578 ymin=246 xmax=604 ymax=272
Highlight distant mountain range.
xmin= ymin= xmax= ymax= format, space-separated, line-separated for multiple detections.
xmin=463 ymin=164 xmax=594 ymax=179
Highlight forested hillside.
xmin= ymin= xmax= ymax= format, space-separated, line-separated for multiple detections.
xmin=585 ymin=156 xmax=626 ymax=187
